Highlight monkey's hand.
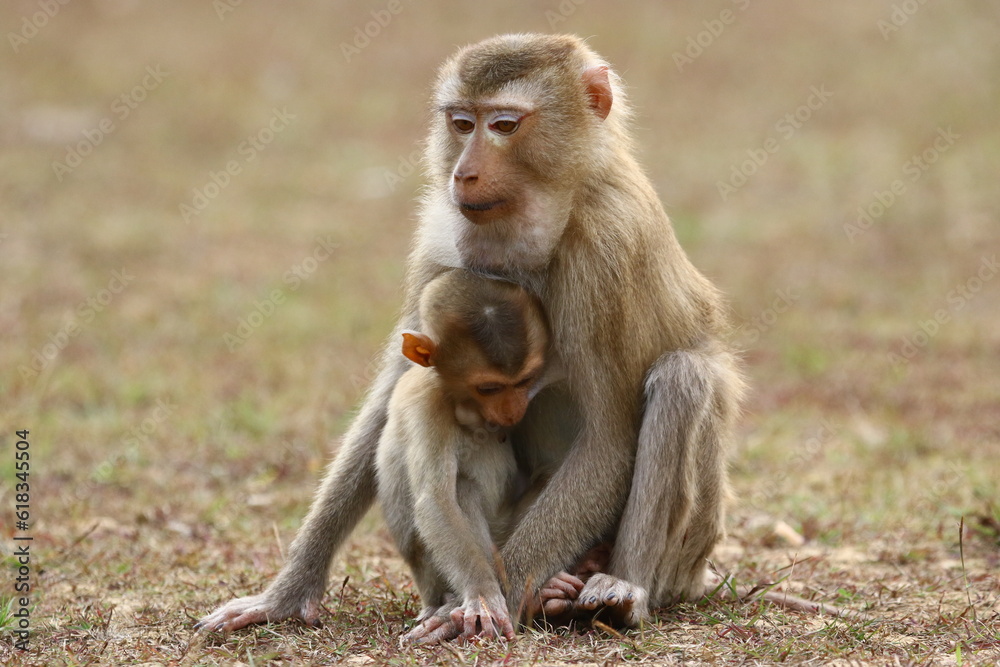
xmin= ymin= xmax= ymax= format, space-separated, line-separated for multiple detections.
xmin=450 ymin=593 xmax=515 ymax=641
xmin=402 ymin=602 xmax=460 ymax=645
xmin=527 ymin=571 xmax=585 ymax=618
xmin=574 ymin=573 xmax=649 ymax=628
xmin=195 ymin=592 xmax=321 ymax=633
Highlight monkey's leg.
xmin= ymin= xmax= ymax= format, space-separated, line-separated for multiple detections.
xmin=578 ymin=348 xmax=739 ymax=626
xmin=378 ymin=441 xmax=450 ymax=621
xmin=389 ymin=496 xmax=459 ymax=646
xmin=410 ymin=480 xmax=515 ymax=643
xmin=197 ymin=354 xmax=409 ymax=633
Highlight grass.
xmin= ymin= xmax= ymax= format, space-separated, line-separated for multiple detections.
xmin=2 ymin=0 xmax=999 ymax=664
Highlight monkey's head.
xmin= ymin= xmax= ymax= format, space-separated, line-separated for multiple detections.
xmin=401 ymin=270 xmax=549 ymax=428
xmin=424 ymin=33 xmax=626 ymax=272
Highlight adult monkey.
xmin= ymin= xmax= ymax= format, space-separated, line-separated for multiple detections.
xmin=199 ymin=33 xmax=743 ymax=636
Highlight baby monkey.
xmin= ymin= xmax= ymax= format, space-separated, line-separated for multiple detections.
xmin=376 ymin=269 xmax=549 ymax=642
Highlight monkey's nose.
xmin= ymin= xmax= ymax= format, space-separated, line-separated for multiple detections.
xmin=453 ymin=169 xmax=478 ymax=184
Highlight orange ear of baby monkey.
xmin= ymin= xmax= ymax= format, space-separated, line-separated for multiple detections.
xmin=401 ymin=332 xmax=437 ymax=367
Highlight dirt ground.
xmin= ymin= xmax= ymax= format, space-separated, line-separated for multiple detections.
xmin=2 ymin=1 xmax=998 ymax=665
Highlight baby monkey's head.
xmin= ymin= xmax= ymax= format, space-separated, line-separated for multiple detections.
xmin=401 ymin=269 xmax=549 ymax=427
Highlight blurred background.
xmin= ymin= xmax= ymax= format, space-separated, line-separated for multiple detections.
xmin=2 ymin=0 xmax=998 ymax=662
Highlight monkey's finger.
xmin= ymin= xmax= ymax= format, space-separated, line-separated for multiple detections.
xmin=541 ymin=598 xmax=576 ymax=616
xmin=476 ymin=613 xmax=498 ymax=640
xmin=300 ymin=599 xmax=321 ymax=627
xmin=419 ymin=623 xmax=461 ymax=644
xmin=449 ymin=606 xmax=466 ymax=629
xmin=560 ymin=572 xmax=586 ymax=590
xmin=539 ymin=586 xmax=570 ymax=600
xmin=600 ymin=586 xmax=649 ymax=628
xmin=420 ymin=616 xmax=447 ymax=633
xmin=607 ymin=589 xmax=635 ymax=612
xmin=605 ymin=591 xmax=645 ymax=627
xmin=546 ymin=573 xmax=584 ymax=597
xmin=461 ymin=606 xmax=489 ymax=640
xmin=404 ymin=616 xmax=446 ymax=644
xmin=413 ymin=618 xmax=459 ymax=645
xmin=577 ymin=573 xmax=640 ymax=614
xmin=499 ymin=615 xmax=516 ymax=639
xmin=204 ymin=608 xmax=270 ymax=633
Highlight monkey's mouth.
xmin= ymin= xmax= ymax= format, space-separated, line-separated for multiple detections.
xmin=459 ymin=200 xmax=505 ymax=212
xmin=458 ymin=199 xmax=509 ymax=224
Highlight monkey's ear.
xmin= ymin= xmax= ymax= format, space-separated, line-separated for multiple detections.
xmin=582 ymin=65 xmax=612 ymax=121
xmin=401 ymin=331 xmax=437 ymax=367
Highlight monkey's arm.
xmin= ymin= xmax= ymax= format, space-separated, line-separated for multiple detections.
xmin=197 ymin=255 xmax=450 ymax=633
xmin=500 ymin=371 xmax=636 ymax=619
xmin=196 ymin=352 xmax=408 ymax=632
xmin=408 ymin=442 xmax=514 ymax=640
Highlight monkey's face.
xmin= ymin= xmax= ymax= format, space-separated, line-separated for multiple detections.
xmin=427 ymin=35 xmax=614 ymax=272
xmin=441 ymin=102 xmax=575 ymax=271
xmin=465 ymin=377 xmax=534 ymax=428
xmin=447 ymin=105 xmax=534 ymax=225
xmin=453 ymin=354 xmax=545 ymax=428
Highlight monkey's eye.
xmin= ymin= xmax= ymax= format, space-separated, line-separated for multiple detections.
xmin=515 ymin=376 xmax=534 ymax=388
xmin=490 ymin=116 xmax=520 ymax=135
xmin=476 ymin=384 xmax=504 ymax=396
xmin=451 ymin=113 xmax=475 ymax=134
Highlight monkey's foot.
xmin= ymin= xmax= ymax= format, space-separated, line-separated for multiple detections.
xmin=195 ymin=593 xmax=321 ymax=633
xmin=450 ymin=594 xmax=515 ymax=641
xmin=575 ymin=573 xmax=649 ymax=627
xmin=402 ymin=603 xmax=461 ymax=645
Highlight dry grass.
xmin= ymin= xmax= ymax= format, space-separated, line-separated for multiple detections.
xmin=1 ymin=1 xmax=998 ymax=664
